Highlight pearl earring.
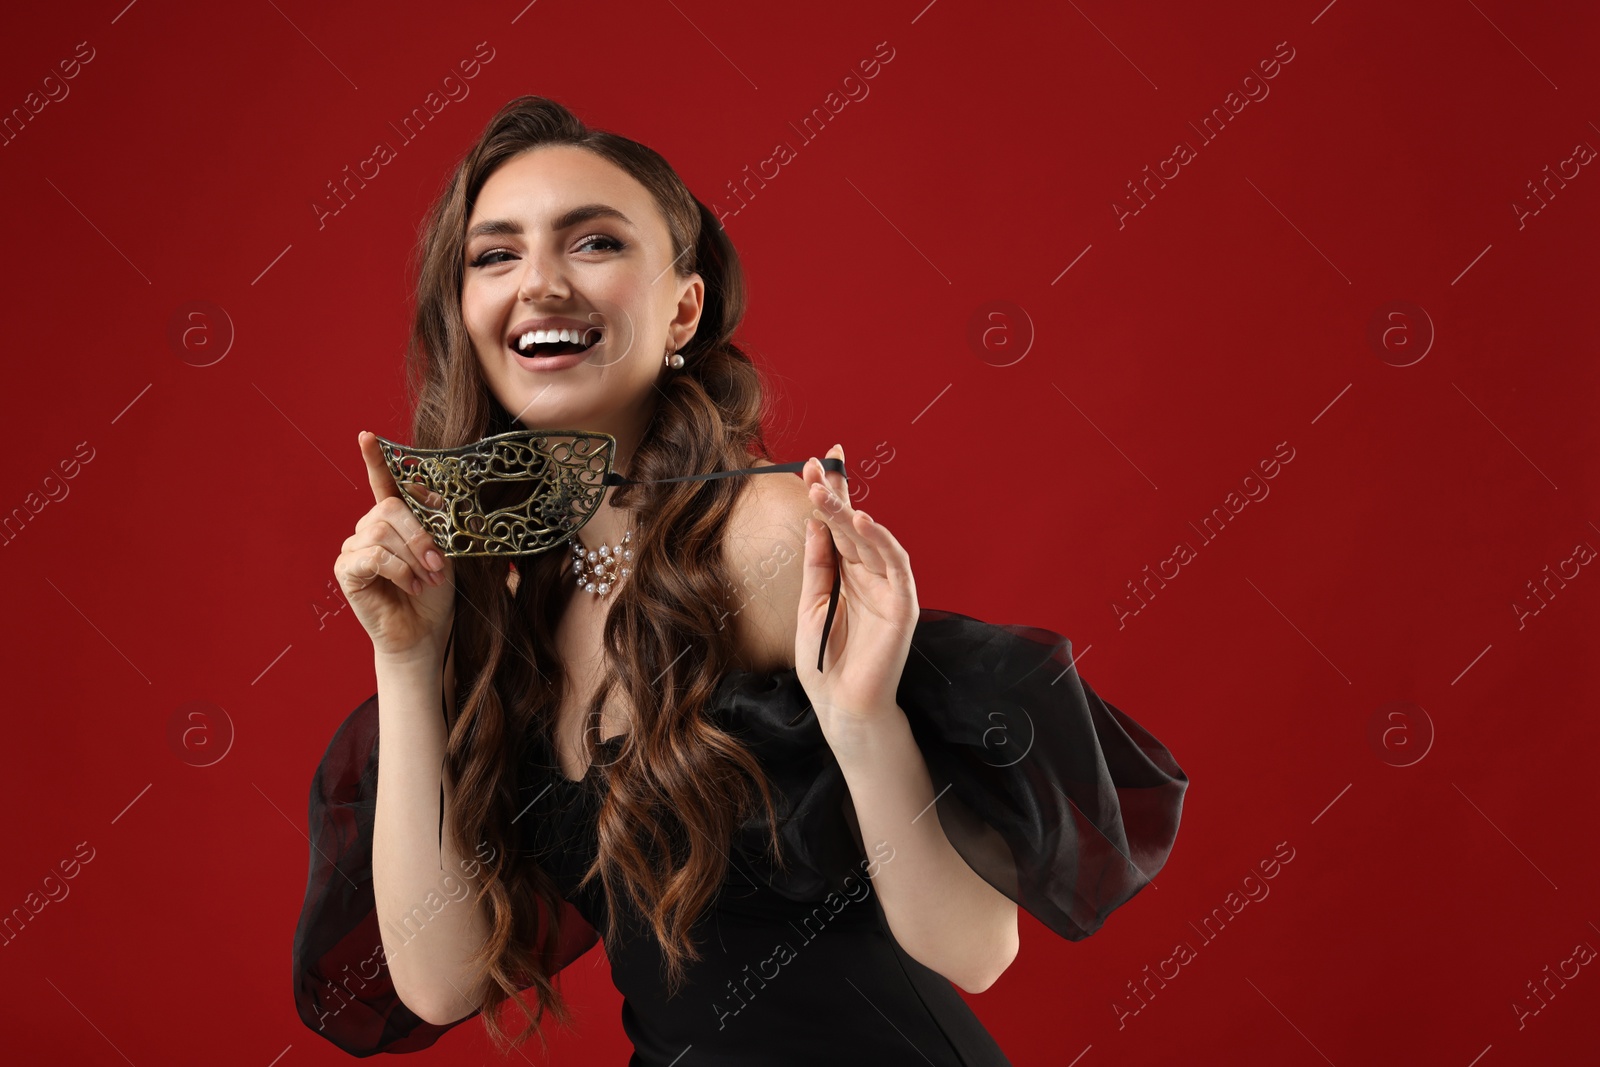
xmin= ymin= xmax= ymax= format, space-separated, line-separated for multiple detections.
xmin=664 ymin=348 xmax=685 ymax=369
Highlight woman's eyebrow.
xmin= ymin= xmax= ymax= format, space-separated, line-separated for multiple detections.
xmin=465 ymin=204 xmax=635 ymax=241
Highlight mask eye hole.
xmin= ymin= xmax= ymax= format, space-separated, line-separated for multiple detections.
xmin=477 ymin=477 xmax=543 ymax=514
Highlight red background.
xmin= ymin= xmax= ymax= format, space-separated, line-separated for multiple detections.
xmin=2 ymin=1 xmax=1596 ymax=1064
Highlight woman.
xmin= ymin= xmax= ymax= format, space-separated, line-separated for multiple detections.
xmin=292 ymin=96 xmax=1188 ymax=1064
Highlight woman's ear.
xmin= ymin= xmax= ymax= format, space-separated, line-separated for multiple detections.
xmin=672 ymin=271 xmax=705 ymax=349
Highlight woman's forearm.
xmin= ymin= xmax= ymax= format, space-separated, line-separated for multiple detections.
xmin=370 ymin=645 xmax=491 ymax=1025
xmin=831 ymin=706 xmax=1019 ymax=993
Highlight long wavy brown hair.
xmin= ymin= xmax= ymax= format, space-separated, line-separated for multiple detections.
xmin=401 ymin=96 xmax=794 ymax=1053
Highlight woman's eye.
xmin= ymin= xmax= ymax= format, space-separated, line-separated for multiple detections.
xmin=468 ymin=236 xmax=623 ymax=268
xmin=575 ymin=234 xmax=624 ymax=254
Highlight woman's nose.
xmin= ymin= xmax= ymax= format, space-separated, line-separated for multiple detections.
xmin=517 ymin=251 xmax=568 ymax=301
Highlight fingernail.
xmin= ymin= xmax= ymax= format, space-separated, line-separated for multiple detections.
xmin=426 ymin=550 xmax=444 ymax=571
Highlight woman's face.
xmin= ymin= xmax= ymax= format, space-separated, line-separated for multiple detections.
xmin=461 ymin=145 xmax=703 ymax=438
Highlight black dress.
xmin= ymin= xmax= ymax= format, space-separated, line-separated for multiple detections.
xmin=292 ymin=608 xmax=1189 ymax=1063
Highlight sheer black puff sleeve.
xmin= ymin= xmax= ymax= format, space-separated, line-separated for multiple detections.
xmin=712 ymin=607 xmax=1189 ymax=941
xmin=291 ymin=693 xmax=600 ymax=1056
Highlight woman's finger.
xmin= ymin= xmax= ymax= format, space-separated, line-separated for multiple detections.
xmin=812 ymin=443 xmax=863 ymax=553
xmin=339 ymin=538 xmax=425 ymax=596
xmin=806 ymin=454 xmax=854 ymax=519
xmin=822 ymin=442 xmax=850 ymax=506
xmin=846 ymin=510 xmax=890 ymax=576
xmin=809 ymin=477 xmax=864 ymax=566
xmin=354 ymin=484 xmax=449 ymax=581
xmin=377 ymin=496 xmax=448 ymax=578
xmin=358 ymin=431 xmax=402 ymax=505
xmin=347 ymin=516 xmax=435 ymax=591
xmin=857 ymin=510 xmax=912 ymax=582
xmin=800 ymin=516 xmax=843 ymax=619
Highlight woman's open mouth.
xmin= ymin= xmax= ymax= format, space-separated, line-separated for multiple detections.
xmin=509 ymin=326 xmax=604 ymax=370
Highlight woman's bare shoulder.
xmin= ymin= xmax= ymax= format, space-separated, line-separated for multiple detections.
xmin=719 ymin=456 xmax=812 ymax=672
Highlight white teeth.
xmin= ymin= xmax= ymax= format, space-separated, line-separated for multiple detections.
xmin=515 ymin=327 xmax=600 ymax=352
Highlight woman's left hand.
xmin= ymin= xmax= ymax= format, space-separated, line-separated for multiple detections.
xmin=796 ymin=443 xmax=919 ymax=737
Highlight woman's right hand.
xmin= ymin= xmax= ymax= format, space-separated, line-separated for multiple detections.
xmin=334 ymin=430 xmax=456 ymax=662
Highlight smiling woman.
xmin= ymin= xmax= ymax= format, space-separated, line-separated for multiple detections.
xmin=292 ymin=95 xmax=1187 ymax=1067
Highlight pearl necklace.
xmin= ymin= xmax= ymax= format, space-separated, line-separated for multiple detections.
xmin=572 ymin=528 xmax=633 ymax=597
